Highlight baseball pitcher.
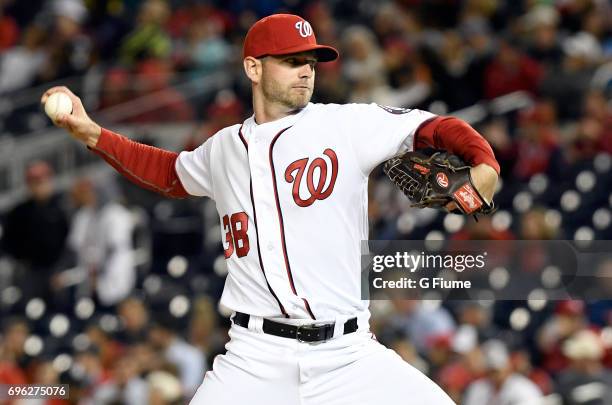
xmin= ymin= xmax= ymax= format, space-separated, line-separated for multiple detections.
xmin=43 ymin=14 xmax=499 ymax=404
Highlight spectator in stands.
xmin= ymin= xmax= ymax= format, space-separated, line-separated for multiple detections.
xmin=424 ymin=333 xmax=454 ymax=377
xmin=73 ymin=345 xmax=110 ymax=398
xmin=479 ymin=119 xmax=516 ymax=178
xmin=180 ymin=16 xmax=231 ymax=77
xmin=0 ymin=24 xmax=47 ymax=93
xmin=451 ymin=216 xmax=515 ymax=241
xmin=127 ymin=59 xmax=194 ymax=122
xmin=570 ymin=115 xmax=610 ymax=162
xmin=98 ymin=67 xmax=132 ymax=111
xmin=583 ymin=89 xmax=612 ymax=127
xmin=512 ymin=101 xmax=564 ymax=181
xmin=569 ymin=89 xmax=612 ymax=161
xmin=463 ymin=339 xmax=542 ymax=405
xmin=187 ymin=296 xmax=223 ymax=356
xmin=541 ymin=31 xmax=603 ymax=120
xmin=117 ymin=295 xmax=150 ymax=344
xmin=85 ymin=323 xmax=124 ymax=371
xmin=67 ymin=177 xmax=136 ymax=307
xmin=433 ymin=325 xmax=485 ymax=402
xmin=148 ymin=370 xmax=183 ymax=405
xmin=92 ymin=352 xmax=149 ymax=405
xmin=183 ymin=89 xmax=244 ymax=150
xmin=30 ymin=358 xmax=66 ymax=405
xmin=510 ymin=349 xmax=554 ymax=396
xmin=0 ymin=317 xmax=29 ymax=386
xmin=371 ymin=2 xmax=414 ymax=46
xmin=538 ymin=300 xmax=590 ymax=374
xmin=119 ymin=0 xmax=171 ymax=66
xmin=341 ymin=25 xmax=387 ymax=103
xmin=2 ymin=161 xmax=69 ymax=308
xmin=436 ymin=360 xmax=473 ymax=404
xmin=374 ymin=38 xmax=432 ymax=108
xmin=581 ymin=7 xmax=610 ymax=49
xmin=204 ymin=89 xmax=244 ymax=131
xmin=37 ymin=0 xmax=92 ymax=83
xmin=388 ymin=299 xmax=456 ymax=354
xmin=424 ymin=29 xmax=488 ymax=110
xmin=520 ymin=208 xmax=560 ymax=240
xmin=0 ymin=1 xmax=19 ymax=51
xmin=386 ymin=333 xmax=428 ymax=375
xmin=589 ymin=259 xmax=612 ymax=329
xmin=446 ymin=325 xmax=486 ymax=384
xmin=455 ymin=301 xmax=499 ymax=342
xmin=148 ymin=315 xmax=206 ymax=399
xmin=131 ymin=339 xmax=166 ymax=376
xmin=556 ymin=329 xmax=612 ymax=405
xmin=522 ymin=5 xmax=564 ymax=67
xmin=483 ymin=37 xmax=543 ymax=100
xmin=557 ymin=0 xmax=601 ymax=33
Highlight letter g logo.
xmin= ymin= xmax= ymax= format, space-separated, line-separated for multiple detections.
xmin=295 ymin=21 xmax=313 ymax=38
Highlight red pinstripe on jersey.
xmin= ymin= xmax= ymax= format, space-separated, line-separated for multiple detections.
xmin=238 ymin=128 xmax=290 ymax=318
xmin=270 ymin=127 xmax=316 ymax=320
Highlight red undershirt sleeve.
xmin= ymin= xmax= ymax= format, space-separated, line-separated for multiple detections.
xmin=414 ymin=116 xmax=500 ymax=174
xmin=90 ymin=128 xmax=189 ymax=198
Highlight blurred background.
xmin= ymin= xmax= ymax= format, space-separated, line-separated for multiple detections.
xmin=0 ymin=0 xmax=611 ymax=404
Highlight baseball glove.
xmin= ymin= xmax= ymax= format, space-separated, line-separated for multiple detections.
xmin=383 ymin=149 xmax=495 ymax=217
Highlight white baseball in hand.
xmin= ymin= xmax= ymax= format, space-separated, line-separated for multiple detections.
xmin=44 ymin=92 xmax=73 ymax=121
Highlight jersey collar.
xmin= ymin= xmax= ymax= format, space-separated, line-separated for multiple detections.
xmin=243 ymin=103 xmax=312 ymax=134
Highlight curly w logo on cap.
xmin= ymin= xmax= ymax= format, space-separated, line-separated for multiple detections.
xmin=294 ymin=21 xmax=313 ymax=38
xmin=242 ymin=14 xmax=338 ymax=62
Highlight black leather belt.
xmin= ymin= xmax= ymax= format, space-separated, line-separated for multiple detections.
xmin=232 ymin=312 xmax=358 ymax=343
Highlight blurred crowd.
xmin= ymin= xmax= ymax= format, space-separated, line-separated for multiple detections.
xmin=1 ymin=0 xmax=612 ymax=404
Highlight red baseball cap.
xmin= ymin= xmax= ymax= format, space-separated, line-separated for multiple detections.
xmin=243 ymin=14 xmax=338 ymax=62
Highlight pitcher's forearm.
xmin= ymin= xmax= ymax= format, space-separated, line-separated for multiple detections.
xmin=91 ymin=128 xmax=190 ymax=198
xmin=415 ymin=116 xmax=500 ymax=175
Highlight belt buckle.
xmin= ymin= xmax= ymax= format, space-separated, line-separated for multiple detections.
xmin=296 ymin=322 xmax=333 ymax=344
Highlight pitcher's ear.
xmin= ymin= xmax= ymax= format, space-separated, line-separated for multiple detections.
xmin=243 ymin=57 xmax=262 ymax=84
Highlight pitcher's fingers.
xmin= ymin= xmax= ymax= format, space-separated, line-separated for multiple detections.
xmin=56 ymin=113 xmax=79 ymax=128
xmin=41 ymin=87 xmax=61 ymax=104
xmin=41 ymin=86 xmax=81 ymax=109
xmin=42 ymin=86 xmax=71 ymax=104
xmin=51 ymin=114 xmax=69 ymax=129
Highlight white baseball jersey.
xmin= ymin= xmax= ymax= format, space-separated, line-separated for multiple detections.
xmin=175 ymin=102 xmax=436 ymax=321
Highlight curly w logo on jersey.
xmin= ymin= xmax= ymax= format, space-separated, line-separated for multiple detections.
xmin=284 ymin=149 xmax=338 ymax=207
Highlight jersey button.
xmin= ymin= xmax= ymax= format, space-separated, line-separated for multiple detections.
xmin=267 ymin=243 xmax=274 ymax=251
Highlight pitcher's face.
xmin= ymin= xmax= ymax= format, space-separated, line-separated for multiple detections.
xmin=260 ymin=51 xmax=317 ymax=110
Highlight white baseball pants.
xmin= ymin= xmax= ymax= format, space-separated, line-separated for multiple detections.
xmin=190 ymin=317 xmax=455 ymax=404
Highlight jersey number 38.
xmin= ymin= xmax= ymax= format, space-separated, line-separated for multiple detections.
xmin=223 ymin=212 xmax=250 ymax=258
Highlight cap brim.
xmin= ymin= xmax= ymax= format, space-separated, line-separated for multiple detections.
xmin=268 ymin=44 xmax=339 ymax=62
